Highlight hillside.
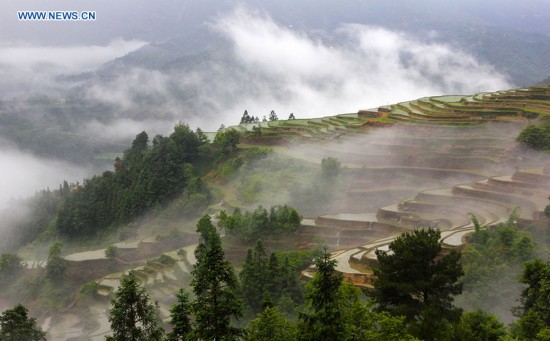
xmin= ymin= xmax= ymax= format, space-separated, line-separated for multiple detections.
xmin=2 ymin=85 xmax=550 ymax=339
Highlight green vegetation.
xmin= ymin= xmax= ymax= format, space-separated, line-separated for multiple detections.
xmin=166 ymin=288 xmax=192 ymax=341
xmin=239 ymin=241 xmax=304 ymax=314
xmin=106 ymin=272 xmax=164 ymax=341
xmin=105 ymin=245 xmax=118 ymax=259
xmin=454 ymin=309 xmax=506 ymax=341
xmin=458 ymin=214 xmax=535 ymax=318
xmin=0 ymin=253 xmax=23 ymax=284
xmin=512 ymin=259 xmax=550 ymax=339
xmin=517 ymin=125 xmax=550 ymax=150
xmin=244 ymin=305 xmax=297 ymax=341
xmin=191 ymin=215 xmax=242 ymax=340
xmin=218 ymin=205 xmax=301 ymax=242
xmin=374 ymin=228 xmax=463 ymax=339
xmin=214 ymin=128 xmax=241 ymax=153
xmin=298 ymin=248 xmax=345 ymax=340
xmin=45 ymin=242 xmax=66 ymax=281
xmin=0 ymin=304 xmax=46 ymax=341
xmin=321 ymin=156 xmax=341 ymax=179
xmin=298 ymin=248 xmax=417 ymax=340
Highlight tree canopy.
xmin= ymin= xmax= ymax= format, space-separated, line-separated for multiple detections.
xmin=106 ymin=272 xmax=164 ymax=341
xmin=0 ymin=304 xmax=46 ymax=341
xmin=374 ymin=228 xmax=463 ymax=339
xmin=56 ymin=124 xmax=209 ymax=238
xmin=191 ymin=215 xmax=242 ymax=340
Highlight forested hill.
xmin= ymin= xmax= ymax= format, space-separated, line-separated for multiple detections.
xmin=0 ymin=125 xmax=240 ymax=251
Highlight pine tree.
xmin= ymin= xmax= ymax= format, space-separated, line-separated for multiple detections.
xmin=191 ymin=215 xmax=242 ymax=340
xmin=244 ymin=306 xmax=297 ymax=341
xmin=298 ymin=247 xmax=344 ymax=340
xmin=106 ymin=272 xmax=164 ymax=341
xmin=167 ymin=288 xmax=192 ymax=341
xmin=269 ymin=110 xmax=278 ymax=121
xmin=374 ymin=228 xmax=463 ymax=340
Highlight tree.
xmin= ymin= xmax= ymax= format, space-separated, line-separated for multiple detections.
xmin=517 ymin=125 xmax=550 ymax=150
xmin=240 ymin=110 xmax=251 ymax=124
xmin=105 ymin=245 xmax=118 ymax=259
xmin=240 ymin=241 xmax=268 ymax=313
xmin=0 ymin=304 xmax=46 ymax=341
xmin=454 ymin=309 xmax=506 ymax=341
xmin=244 ymin=306 xmax=297 ymax=341
xmin=0 ymin=253 xmax=23 ymax=282
xmin=338 ymin=283 xmax=417 ymax=340
xmin=191 ymin=215 xmax=242 ymax=340
xmin=321 ymin=157 xmax=341 ymax=179
xmin=288 ymin=113 xmax=296 ymax=120
xmin=374 ymin=228 xmax=463 ymax=339
xmin=214 ymin=129 xmax=240 ymax=153
xmin=166 ymin=288 xmax=192 ymax=341
xmin=513 ymin=259 xmax=550 ymax=339
xmin=298 ymin=247 xmax=345 ymax=341
xmin=269 ymin=110 xmax=278 ymax=121
xmin=46 ymin=242 xmax=66 ymax=281
xmin=106 ymin=272 xmax=164 ymax=341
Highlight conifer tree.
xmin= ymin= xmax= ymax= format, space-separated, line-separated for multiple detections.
xmin=166 ymin=288 xmax=192 ymax=341
xmin=298 ymin=247 xmax=344 ymax=341
xmin=106 ymin=272 xmax=164 ymax=341
xmin=191 ymin=215 xmax=242 ymax=340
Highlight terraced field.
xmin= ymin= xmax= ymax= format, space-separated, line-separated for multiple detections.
xmin=279 ymin=87 xmax=550 ymax=286
xmin=31 ymin=85 xmax=550 ymax=338
xmin=223 ymin=85 xmax=550 ymax=287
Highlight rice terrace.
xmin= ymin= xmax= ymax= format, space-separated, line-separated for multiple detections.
xmin=2 ymin=83 xmax=550 ymax=339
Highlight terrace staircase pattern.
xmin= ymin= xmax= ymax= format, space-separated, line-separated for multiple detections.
xmin=276 ymin=85 xmax=550 ymax=288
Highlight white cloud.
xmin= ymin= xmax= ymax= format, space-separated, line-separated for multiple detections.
xmin=0 ymin=147 xmax=91 ymax=209
xmin=0 ymin=39 xmax=147 ymax=72
xmin=203 ymin=8 xmax=512 ymax=121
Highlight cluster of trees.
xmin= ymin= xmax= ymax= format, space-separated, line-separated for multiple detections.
xmin=105 ymin=215 xmax=241 ymax=340
xmin=217 ymin=205 xmax=301 ymax=242
xmin=459 ymin=213 xmax=535 ymax=317
xmin=240 ymin=110 xmax=296 ymax=124
xmin=240 ymin=241 xmax=303 ymax=314
xmin=517 ymin=125 xmax=550 ymax=150
xmin=103 ymin=216 xmax=419 ymax=340
xmin=3 ymin=220 xmax=549 ymax=340
xmin=56 ymin=124 xmax=210 ymax=238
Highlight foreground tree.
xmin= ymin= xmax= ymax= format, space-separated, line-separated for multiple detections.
xmin=454 ymin=309 xmax=506 ymax=341
xmin=298 ymin=247 xmax=345 ymax=340
xmin=191 ymin=215 xmax=242 ymax=340
xmin=374 ymin=228 xmax=463 ymax=339
xmin=513 ymin=259 xmax=550 ymax=339
xmin=244 ymin=305 xmax=297 ymax=341
xmin=0 ymin=304 xmax=46 ymax=341
xmin=106 ymin=272 xmax=164 ymax=341
xmin=166 ymin=288 xmax=192 ymax=341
